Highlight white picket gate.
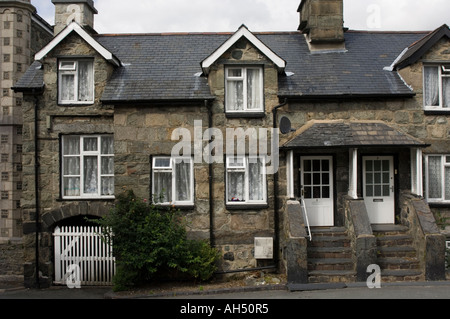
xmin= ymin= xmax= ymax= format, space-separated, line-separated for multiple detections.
xmin=53 ymin=226 xmax=116 ymax=286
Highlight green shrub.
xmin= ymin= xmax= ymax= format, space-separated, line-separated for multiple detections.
xmin=96 ymin=190 xmax=220 ymax=291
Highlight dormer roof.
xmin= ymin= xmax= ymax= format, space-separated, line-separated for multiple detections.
xmin=35 ymin=21 xmax=121 ymax=67
xmin=201 ymin=25 xmax=286 ymax=75
xmin=393 ymin=24 xmax=450 ymax=70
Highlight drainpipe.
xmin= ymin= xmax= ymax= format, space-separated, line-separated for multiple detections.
xmin=33 ymin=91 xmax=40 ymax=289
xmin=272 ymin=98 xmax=288 ymax=268
xmin=205 ymin=100 xmax=215 ymax=247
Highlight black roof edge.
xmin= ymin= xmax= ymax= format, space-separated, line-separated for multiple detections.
xmin=280 ymin=143 xmax=431 ymax=151
xmin=278 ymin=93 xmax=416 ymax=101
xmin=11 ymin=86 xmax=44 ymax=94
xmin=100 ymin=97 xmax=215 ymax=105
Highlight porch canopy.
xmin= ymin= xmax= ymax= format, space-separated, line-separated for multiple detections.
xmin=281 ymin=120 xmax=428 ymax=149
xmin=282 ymin=120 xmax=430 ymax=199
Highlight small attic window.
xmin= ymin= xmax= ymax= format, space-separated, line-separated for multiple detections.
xmin=58 ymin=60 xmax=94 ymax=105
xmin=225 ymin=66 xmax=263 ymax=114
xmin=424 ymin=64 xmax=450 ymax=110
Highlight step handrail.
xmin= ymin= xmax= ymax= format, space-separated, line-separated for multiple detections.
xmin=300 ymin=198 xmax=312 ymax=242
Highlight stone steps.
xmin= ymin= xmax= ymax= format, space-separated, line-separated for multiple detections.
xmin=373 ymin=225 xmax=424 ymax=282
xmin=307 ymin=227 xmax=356 ymax=283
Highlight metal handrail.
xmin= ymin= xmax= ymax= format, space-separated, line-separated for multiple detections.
xmin=300 ymin=198 xmax=312 ymax=241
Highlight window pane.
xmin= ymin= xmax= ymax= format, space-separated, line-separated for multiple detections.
xmin=63 ymin=136 xmax=80 ymax=155
xmin=322 ymin=186 xmax=330 ymax=199
xmin=64 ymin=157 xmax=80 ymax=175
xmin=303 ymin=160 xmax=312 ymax=172
xmin=228 ymin=157 xmax=245 ymax=168
xmin=445 ymin=167 xmax=450 ymax=201
xmin=84 ymin=137 xmax=98 ymax=152
xmin=322 ymin=160 xmax=330 ymax=172
xmin=443 ymin=77 xmax=450 ymax=108
xmin=101 ymin=136 xmax=114 ymax=154
xmin=154 ymin=171 xmax=172 ymax=203
xmin=61 ymin=74 xmax=75 ymax=101
xmin=228 ymin=69 xmax=242 ymax=77
xmin=101 ymin=177 xmax=114 ymax=196
xmin=304 ymin=173 xmax=312 ymax=185
xmin=428 ymin=156 xmax=442 ymax=199
xmin=249 ymin=159 xmax=264 ymax=201
xmin=227 ymin=80 xmax=244 ymax=111
xmin=155 ymin=158 xmax=171 ymax=168
xmin=228 ymin=171 xmax=245 ymax=202
xmin=78 ymin=61 xmax=94 ymax=102
xmin=247 ymin=69 xmax=262 ymax=110
xmin=64 ymin=177 xmax=80 ymax=197
xmin=175 ymin=160 xmax=191 ymax=202
xmin=84 ymin=156 xmax=98 ymax=194
xmin=101 ymin=157 xmax=114 ymax=175
xmin=304 ymin=187 xmax=312 ymax=199
xmin=424 ymin=66 xmax=440 ymax=106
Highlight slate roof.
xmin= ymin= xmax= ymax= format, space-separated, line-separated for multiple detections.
xmin=282 ymin=121 xmax=429 ymax=149
xmin=14 ymin=26 xmax=430 ymax=101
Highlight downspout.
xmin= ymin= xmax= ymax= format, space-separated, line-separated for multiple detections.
xmin=272 ymin=98 xmax=288 ymax=268
xmin=212 ymin=99 xmax=287 ymax=276
xmin=33 ymin=91 xmax=40 ymax=289
xmin=205 ymin=100 xmax=215 ymax=247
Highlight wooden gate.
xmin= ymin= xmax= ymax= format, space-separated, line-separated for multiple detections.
xmin=53 ymin=226 xmax=116 ymax=286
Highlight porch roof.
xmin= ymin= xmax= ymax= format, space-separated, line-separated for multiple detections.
xmin=281 ymin=121 xmax=430 ymax=149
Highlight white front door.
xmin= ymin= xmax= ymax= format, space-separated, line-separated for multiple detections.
xmin=301 ymin=156 xmax=334 ymax=227
xmin=363 ymin=156 xmax=395 ymax=224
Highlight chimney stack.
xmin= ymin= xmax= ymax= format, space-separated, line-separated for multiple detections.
xmin=52 ymin=0 xmax=98 ymax=35
xmin=298 ymin=0 xmax=346 ymax=52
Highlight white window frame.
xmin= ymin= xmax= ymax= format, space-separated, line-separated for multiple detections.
xmin=425 ymin=154 xmax=450 ymax=203
xmin=225 ymin=66 xmax=264 ymax=113
xmin=226 ymin=156 xmax=267 ymax=206
xmin=423 ymin=64 xmax=450 ymax=111
xmin=61 ymin=135 xmax=115 ymax=200
xmin=58 ymin=60 xmax=95 ymax=105
xmin=152 ymin=156 xmax=194 ymax=206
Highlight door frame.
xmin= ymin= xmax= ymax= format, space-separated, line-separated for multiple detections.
xmin=299 ymin=155 xmax=336 ymax=227
xmin=362 ymin=155 xmax=396 ymax=224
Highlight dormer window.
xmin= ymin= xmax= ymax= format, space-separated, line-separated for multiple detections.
xmin=58 ymin=59 xmax=94 ymax=105
xmin=424 ymin=64 xmax=450 ymax=110
xmin=225 ymin=66 xmax=263 ymax=114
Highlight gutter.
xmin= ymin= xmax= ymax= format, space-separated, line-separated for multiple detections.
xmin=271 ymin=98 xmax=288 ymax=268
xmin=205 ymin=100 xmax=215 ymax=248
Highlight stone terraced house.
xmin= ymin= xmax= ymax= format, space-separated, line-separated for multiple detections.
xmin=11 ymin=0 xmax=450 ymax=287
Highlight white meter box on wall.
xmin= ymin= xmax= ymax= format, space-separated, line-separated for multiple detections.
xmin=254 ymin=237 xmax=274 ymax=259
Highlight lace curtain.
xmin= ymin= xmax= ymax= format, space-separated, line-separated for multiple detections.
xmin=424 ymin=66 xmax=439 ymax=107
xmin=63 ymin=136 xmax=114 ymax=197
xmin=78 ymin=61 xmax=94 ymax=102
xmin=226 ymin=68 xmax=262 ymax=111
xmin=153 ymin=158 xmax=192 ymax=204
xmin=428 ymin=156 xmax=442 ymax=199
xmin=227 ymin=158 xmax=265 ymax=203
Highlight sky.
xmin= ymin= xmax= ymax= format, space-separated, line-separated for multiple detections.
xmin=30 ymin=0 xmax=449 ymax=34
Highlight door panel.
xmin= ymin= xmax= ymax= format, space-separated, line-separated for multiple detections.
xmin=301 ymin=156 xmax=334 ymax=227
xmin=363 ymin=156 xmax=395 ymax=224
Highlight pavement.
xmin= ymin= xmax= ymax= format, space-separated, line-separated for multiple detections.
xmin=1 ymin=279 xmax=450 ymax=300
